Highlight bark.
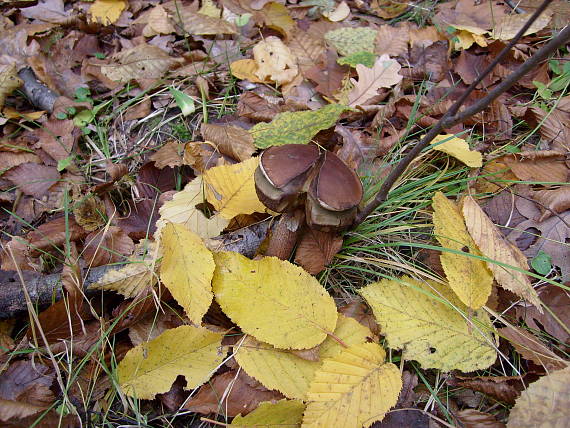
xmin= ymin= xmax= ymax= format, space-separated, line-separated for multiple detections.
xmin=18 ymin=67 xmax=59 ymax=113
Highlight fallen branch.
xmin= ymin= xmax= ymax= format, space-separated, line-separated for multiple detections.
xmin=355 ymin=0 xmax=569 ymax=225
xmin=18 ymin=67 xmax=59 ymax=113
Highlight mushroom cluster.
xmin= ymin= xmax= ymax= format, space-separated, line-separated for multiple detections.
xmin=254 ymin=144 xmax=363 ymax=231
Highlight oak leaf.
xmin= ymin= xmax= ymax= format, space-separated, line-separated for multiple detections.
xmin=302 ymin=343 xmax=401 ymax=428
xmin=430 ymin=134 xmax=482 ymax=167
xmin=212 ymin=252 xmax=338 ymax=349
xmin=159 ymin=223 xmax=215 ymax=324
xmin=360 ymin=276 xmax=497 ymax=371
xmin=231 ymin=399 xmax=305 ymax=427
xmin=117 ymin=325 xmax=223 ymax=399
xmin=203 ymin=157 xmax=267 ymax=219
xmin=432 ymin=192 xmax=494 ymax=309
xmin=348 ymin=55 xmax=402 ymax=107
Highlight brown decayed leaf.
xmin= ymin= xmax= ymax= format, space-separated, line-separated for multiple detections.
xmin=491 ymin=11 xmax=552 ymax=40
xmin=335 ymin=124 xmax=381 ymax=173
xmin=339 ymin=300 xmax=380 ymax=337
xmin=253 ymin=36 xmax=299 ymax=86
xmin=150 ymin=141 xmax=185 ymax=169
xmin=375 ymin=24 xmax=409 ymax=57
xmin=515 ymin=286 xmax=570 ymax=346
xmin=260 ymin=2 xmax=295 ymax=38
xmin=474 ymin=160 xmax=518 ymax=194
xmin=128 ymin=310 xmax=182 ymax=346
xmin=73 ymin=195 xmax=106 ymax=232
xmin=294 ymin=228 xmax=343 ymax=274
xmin=237 ymin=91 xmax=285 ymax=122
xmin=305 ymin=49 xmax=347 ymax=98
xmin=4 ymin=163 xmax=60 ymax=198
xmin=348 ymin=55 xmax=402 ymax=107
xmin=483 ymin=189 xmax=536 ymax=229
xmin=0 ymin=150 xmax=40 ymax=171
xmin=502 ymin=151 xmax=569 ymax=184
xmin=499 ymin=326 xmax=567 ymax=370
xmin=35 ymin=118 xmax=79 ymax=163
xmin=184 ymin=369 xmax=284 ymax=417
xmin=288 ymin=29 xmax=325 ymax=74
xmin=530 ymin=186 xmax=570 ymax=222
xmin=83 ymin=226 xmax=135 ymax=267
xmin=143 ymin=4 xmax=175 ymax=37
xmin=528 ymin=97 xmax=570 ymax=152
xmin=370 ymin=0 xmax=409 ymax=19
xmin=447 ymin=374 xmax=526 ymax=405
xmin=26 ymin=215 xmax=87 ymax=255
xmin=200 ymin=123 xmax=255 ymax=162
xmin=371 ymin=409 xmax=430 ymax=428
xmin=404 ymin=41 xmax=450 ymax=83
xmin=455 ymin=409 xmax=505 ymax=428
xmin=0 ymin=64 xmax=22 ymax=110
xmin=174 ymin=7 xmax=237 ymax=35
xmin=20 ymin=0 xmax=74 ymax=24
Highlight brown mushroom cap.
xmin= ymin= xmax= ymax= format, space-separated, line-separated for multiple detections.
xmin=311 ymin=151 xmax=363 ymax=212
xmin=259 ymin=144 xmax=319 ymax=189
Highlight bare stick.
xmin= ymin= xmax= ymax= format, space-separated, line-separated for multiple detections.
xmin=355 ymin=0 xmax=569 ymax=225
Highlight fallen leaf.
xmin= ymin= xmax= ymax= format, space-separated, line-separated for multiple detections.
xmin=324 ymin=1 xmax=350 ymax=22
xmin=142 ymin=4 xmax=176 ymax=37
xmin=325 ymin=27 xmax=377 ymax=56
xmin=212 ymin=252 xmax=338 ymax=349
xmin=200 ymin=123 xmax=256 ymax=162
xmin=83 ymin=226 xmax=134 ymax=267
xmin=373 ymin=409 xmax=431 ymax=428
xmin=184 ymin=370 xmax=284 ymax=417
xmin=492 ymin=12 xmax=552 ymax=40
xmin=360 ymin=275 xmax=497 ymax=371
xmin=337 ymin=51 xmax=376 ymax=68
xmin=456 ymin=409 xmax=505 ymax=428
xmin=462 ymin=196 xmax=540 ymax=309
xmin=305 ymin=49 xmax=347 ymax=98
xmin=253 ymin=36 xmax=299 ymax=86
xmin=303 ymin=343 xmax=401 ymax=428
xmin=288 ymin=30 xmax=325 ymax=74
xmin=117 ymin=325 xmax=223 ymax=399
xmin=294 ymin=228 xmax=343 ymax=274
xmin=430 ymin=134 xmax=482 ymax=167
xmin=375 ymin=24 xmax=409 ymax=57
xmin=174 ymin=8 xmax=237 ymax=35
xmin=499 ymin=326 xmax=567 ymax=370
xmin=447 ymin=374 xmax=529 ymax=405
xmin=432 ymin=192 xmax=494 ymax=309
xmin=89 ymin=0 xmax=127 ymax=26
xmin=4 ymin=162 xmax=60 ymax=198
xmin=231 ymin=399 xmax=305 ymax=426
xmin=198 ymin=0 xmax=221 ymax=18
xmin=348 ymin=55 xmax=403 ymax=108
xmin=371 ymin=0 xmax=408 ymax=19
xmin=160 ymin=223 xmax=215 ymax=324
xmin=507 ymin=366 xmax=570 ymax=427
xmin=157 ymin=177 xmax=230 ymax=240
xmin=149 ymin=141 xmax=185 ymax=169
xmin=261 ymin=2 xmax=295 ymax=37
xmin=502 ymin=151 xmax=569 ymax=184
xmin=20 ymin=0 xmax=73 ymax=24
xmin=203 ymin=157 xmax=267 ymax=219
xmin=249 ymin=103 xmax=349 ymax=148
xmin=0 ymin=64 xmax=22 ymax=110
xmin=530 ymin=186 xmax=570 ymax=222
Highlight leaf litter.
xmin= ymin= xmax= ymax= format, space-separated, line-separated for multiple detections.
xmin=0 ymin=0 xmax=569 ymax=426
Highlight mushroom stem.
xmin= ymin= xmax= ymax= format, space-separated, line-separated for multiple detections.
xmin=264 ymin=209 xmax=305 ymax=260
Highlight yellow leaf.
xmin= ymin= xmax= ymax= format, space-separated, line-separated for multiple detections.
xmin=253 ymin=36 xmax=298 ymax=86
xmin=156 ymin=177 xmax=229 ymax=240
xmin=204 ymin=157 xmax=267 ymax=220
xmin=453 ymin=30 xmax=488 ymax=50
xmin=235 ymin=315 xmax=371 ymax=399
xmin=117 ymin=325 xmax=223 ymax=399
xmin=89 ymin=0 xmax=126 ymax=26
xmin=262 ymin=2 xmax=295 ymax=38
xmin=198 ymin=0 xmax=221 ymax=18
xmin=0 ymin=64 xmax=23 ymax=111
xmin=230 ymin=59 xmax=269 ymax=83
xmin=323 ymin=1 xmax=350 ymax=22
xmin=232 ymin=399 xmax=305 ymax=427
xmin=302 ymin=343 xmax=401 ymax=428
xmin=507 ymin=365 xmax=570 ymax=427
xmin=430 ymin=135 xmax=482 ymax=167
xmin=432 ymin=192 xmax=493 ymax=309
xmin=360 ymin=276 xmax=497 ymax=371
xmin=348 ymin=55 xmax=403 ymax=107
xmin=213 ymin=252 xmax=338 ymax=349
xmin=90 ymin=240 xmax=159 ymax=298
xmin=159 ymin=223 xmax=215 ymax=324
xmin=492 ymin=11 xmax=552 ymax=40
xmin=462 ymin=196 xmax=541 ymax=309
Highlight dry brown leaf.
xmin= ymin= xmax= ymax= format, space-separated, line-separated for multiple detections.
xmin=260 ymin=2 xmax=295 ymax=37
xmin=294 ymin=228 xmax=343 ymax=274
xmin=348 ymin=55 xmax=402 ymax=107
xmin=339 ymin=300 xmax=380 ymax=337
xmin=175 ymin=8 xmax=237 ymax=35
xmin=375 ymin=25 xmax=409 ymax=57
xmin=502 ymin=151 xmax=569 ymax=184
xmin=288 ymin=29 xmax=325 ymax=75
xmin=35 ymin=118 xmax=78 ymax=163
xmin=237 ymin=91 xmax=285 ymax=122
xmin=150 ymin=141 xmax=185 ymax=169
xmin=143 ymin=4 xmax=175 ymax=37
xmin=499 ymin=326 xmax=567 ymax=370
xmin=492 ymin=11 xmax=552 ymax=40
xmin=20 ymin=0 xmax=73 ymax=24
xmin=4 ymin=163 xmax=60 ymax=198
xmin=528 ymin=97 xmax=570 ymax=152
xmin=474 ymin=160 xmax=518 ymax=194
xmin=371 ymin=0 xmax=409 ymax=19
xmin=305 ymin=49 xmax=347 ymax=98
xmin=200 ymin=123 xmax=255 ymax=162
xmin=455 ymin=409 xmax=505 ymax=428
xmin=83 ymin=226 xmax=135 ymax=267
xmin=0 ymin=64 xmax=22 ymax=110
xmin=531 ymin=186 xmax=570 ymax=222
xmin=184 ymin=369 xmax=284 ymax=417
xmin=447 ymin=374 xmax=527 ymax=405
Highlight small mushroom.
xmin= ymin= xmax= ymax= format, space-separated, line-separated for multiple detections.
xmin=255 ymin=144 xmax=319 ymax=212
xmin=305 ymin=151 xmax=363 ymax=231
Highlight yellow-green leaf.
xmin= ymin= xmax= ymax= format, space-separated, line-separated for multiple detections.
xmin=302 ymin=343 xmax=401 ymax=428
xmin=235 ymin=315 xmax=371 ymax=399
xmin=156 ymin=177 xmax=229 ymax=240
xmin=232 ymin=399 xmax=305 ymax=427
xmin=89 ymin=0 xmax=127 ymax=26
xmin=462 ymin=196 xmax=541 ymax=309
xmin=203 ymin=157 xmax=267 ymax=219
xmin=159 ymin=223 xmax=215 ymax=324
xmin=0 ymin=64 xmax=23 ymax=111
xmin=430 ymin=134 xmax=482 ymax=167
xmin=213 ymin=252 xmax=338 ymax=349
xmin=507 ymin=365 xmax=570 ymax=427
xmin=249 ymin=104 xmax=350 ymax=149
xmin=324 ymin=27 xmax=377 ymax=56
xmin=432 ymin=192 xmax=493 ymax=309
xmin=360 ymin=276 xmax=497 ymax=371
xmin=117 ymin=325 xmax=223 ymax=399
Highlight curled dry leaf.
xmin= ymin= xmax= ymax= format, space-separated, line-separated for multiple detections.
xmin=348 ymin=55 xmax=403 ymax=108
xmin=149 ymin=141 xmax=185 ymax=169
xmin=253 ymin=36 xmax=299 ymax=86
xmin=294 ymin=228 xmax=343 ymax=274
xmin=200 ymin=123 xmax=255 ymax=162
xmin=530 ymin=186 xmax=570 ymax=222
xmin=455 ymin=409 xmax=505 ymax=428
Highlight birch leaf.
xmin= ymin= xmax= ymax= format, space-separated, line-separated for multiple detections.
xmin=89 ymin=0 xmax=126 ymax=26
xmin=213 ymin=252 xmax=338 ymax=349
xmin=302 ymin=343 xmax=401 ymax=428
xmin=232 ymin=399 xmax=305 ymax=427
xmin=507 ymin=366 xmax=570 ymax=427
xmin=325 ymin=27 xmax=377 ymax=56
xmin=250 ymin=104 xmax=350 ymax=148
xmin=203 ymin=157 xmax=267 ymax=219
xmin=235 ymin=315 xmax=371 ymax=399
xmin=462 ymin=196 xmax=541 ymax=309
xmin=159 ymin=223 xmax=215 ymax=324
xmin=156 ymin=177 xmax=229 ymax=240
xmin=348 ymin=55 xmax=402 ymax=107
xmin=430 ymin=135 xmax=483 ymax=167
xmin=360 ymin=276 xmax=497 ymax=371
xmin=117 ymin=325 xmax=223 ymax=399
xmin=432 ymin=192 xmax=494 ymax=309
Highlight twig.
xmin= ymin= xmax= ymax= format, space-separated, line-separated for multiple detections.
xmin=18 ymin=67 xmax=59 ymax=113
xmin=355 ymin=0 xmax=569 ymax=225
